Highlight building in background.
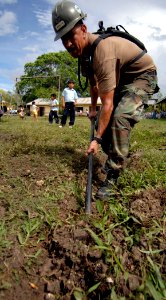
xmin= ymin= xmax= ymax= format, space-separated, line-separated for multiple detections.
xmin=75 ymin=97 xmax=101 ymax=115
xmin=26 ymin=98 xmax=51 ymax=116
xmin=27 ymin=97 xmax=102 ymax=116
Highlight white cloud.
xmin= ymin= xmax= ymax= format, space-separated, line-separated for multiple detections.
xmin=0 ymin=81 xmax=13 ymax=91
xmin=0 ymin=10 xmax=18 ymax=36
xmin=0 ymin=66 xmax=26 ymax=90
xmin=0 ymin=0 xmax=17 ymax=4
xmin=1 ymin=0 xmax=166 ymax=94
xmin=18 ymin=31 xmax=39 ymax=41
xmin=16 ymin=50 xmax=44 ymax=67
xmin=22 ymin=45 xmax=40 ymax=53
xmin=0 ymin=68 xmax=18 ymax=93
xmin=43 ymin=0 xmax=55 ymax=4
xmin=34 ymin=8 xmax=52 ymax=28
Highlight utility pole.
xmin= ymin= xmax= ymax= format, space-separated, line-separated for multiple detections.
xmin=0 ymin=93 xmax=2 ymax=110
xmin=8 ymin=91 xmax=12 ymax=111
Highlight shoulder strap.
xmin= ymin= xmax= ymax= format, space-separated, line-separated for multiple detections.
xmin=77 ymin=26 xmax=147 ymax=91
xmin=90 ymin=32 xmax=147 ymax=69
xmin=121 ymin=49 xmax=147 ymax=72
xmin=94 ymin=25 xmax=147 ymax=51
xmin=90 ymin=34 xmax=110 ymax=57
xmin=78 ymin=57 xmax=89 ymax=92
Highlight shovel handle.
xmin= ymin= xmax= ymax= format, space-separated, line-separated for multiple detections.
xmin=85 ymin=118 xmax=95 ymax=214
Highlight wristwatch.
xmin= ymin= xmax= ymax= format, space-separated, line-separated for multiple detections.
xmin=93 ymin=136 xmax=102 ymax=144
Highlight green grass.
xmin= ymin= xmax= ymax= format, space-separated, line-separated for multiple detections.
xmin=0 ymin=115 xmax=165 ymax=299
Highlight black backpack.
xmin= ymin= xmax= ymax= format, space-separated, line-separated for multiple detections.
xmin=78 ymin=21 xmax=147 ymax=91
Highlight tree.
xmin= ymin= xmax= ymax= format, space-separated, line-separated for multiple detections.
xmin=16 ymin=51 xmax=89 ymax=103
xmin=0 ymin=89 xmax=20 ymax=108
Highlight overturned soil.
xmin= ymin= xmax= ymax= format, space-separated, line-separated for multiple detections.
xmin=1 ymin=183 xmax=165 ymax=300
xmin=0 ymin=135 xmax=165 ymax=299
xmin=42 ymin=187 xmax=166 ymax=300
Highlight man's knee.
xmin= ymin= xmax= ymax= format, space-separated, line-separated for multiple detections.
xmin=111 ymin=115 xmax=131 ymax=132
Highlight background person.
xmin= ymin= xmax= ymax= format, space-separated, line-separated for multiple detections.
xmin=49 ymin=93 xmax=59 ymax=124
xmin=52 ymin=0 xmax=159 ymax=199
xmin=18 ymin=105 xmax=25 ymax=119
xmin=59 ymin=79 xmax=78 ymax=128
xmin=86 ymin=109 xmax=89 ymax=117
xmin=31 ymin=100 xmax=38 ymax=120
xmin=0 ymin=108 xmax=3 ymax=121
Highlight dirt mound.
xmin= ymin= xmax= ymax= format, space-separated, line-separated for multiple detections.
xmin=40 ymin=225 xmax=110 ymax=300
xmin=130 ymin=187 xmax=165 ymax=226
xmin=1 ymin=186 xmax=165 ymax=300
xmin=40 ymin=187 xmax=166 ymax=300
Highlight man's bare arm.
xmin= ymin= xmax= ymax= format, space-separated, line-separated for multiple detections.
xmin=96 ymin=89 xmax=115 ymax=138
xmin=86 ymin=89 xmax=115 ymax=155
xmin=61 ymin=96 xmax=65 ymax=108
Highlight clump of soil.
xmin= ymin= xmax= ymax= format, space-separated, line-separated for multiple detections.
xmin=40 ymin=225 xmax=110 ymax=300
xmin=130 ymin=187 xmax=165 ymax=226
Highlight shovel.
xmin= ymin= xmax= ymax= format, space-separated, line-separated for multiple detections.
xmin=85 ymin=118 xmax=95 ymax=214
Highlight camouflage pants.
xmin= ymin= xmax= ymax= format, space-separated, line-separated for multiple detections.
xmin=98 ymin=71 xmax=158 ymax=172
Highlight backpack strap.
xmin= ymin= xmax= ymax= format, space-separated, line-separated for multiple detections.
xmin=90 ymin=34 xmax=111 ymax=58
xmin=77 ymin=31 xmax=147 ymax=91
xmin=78 ymin=56 xmax=89 ymax=92
xmin=90 ymin=34 xmax=147 ymax=70
xmin=121 ymin=49 xmax=147 ymax=72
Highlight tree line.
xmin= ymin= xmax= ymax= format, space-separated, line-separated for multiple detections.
xmin=16 ymin=50 xmax=89 ymax=104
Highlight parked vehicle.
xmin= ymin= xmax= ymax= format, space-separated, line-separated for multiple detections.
xmin=10 ymin=109 xmax=17 ymax=115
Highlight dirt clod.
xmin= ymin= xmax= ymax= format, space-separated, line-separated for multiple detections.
xmin=130 ymin=188 xmax=164 ymax=226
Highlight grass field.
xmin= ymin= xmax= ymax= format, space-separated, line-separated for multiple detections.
xmin=0 ymin=115 xmax=165 ymax=300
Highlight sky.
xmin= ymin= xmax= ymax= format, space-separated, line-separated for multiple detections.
xmin=0 ymin=0 xmax=166 ymax=96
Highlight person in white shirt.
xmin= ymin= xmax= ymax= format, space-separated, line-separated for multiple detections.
xmin=59 ymin=79 xmax=78 ymax=128
xmin=49 ymin=93 xmax=59 ymax=124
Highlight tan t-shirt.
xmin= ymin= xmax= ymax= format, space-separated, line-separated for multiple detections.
xmin=86 ymin=33 xmax=156 ymax=94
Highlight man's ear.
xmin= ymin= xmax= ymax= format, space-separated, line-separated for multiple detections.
xmin=81 ymin=24 xmax=87 ymax=33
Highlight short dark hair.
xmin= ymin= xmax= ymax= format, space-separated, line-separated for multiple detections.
xmin=67 ymin=79 xmax=75 ymax=84
xmin=51 ymin=93 xmax=56 ymax=98
xmin=75 ymin=20 xmax=84 ymax=27
xmin=32 ymin=101 xmax=35 ymax=104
